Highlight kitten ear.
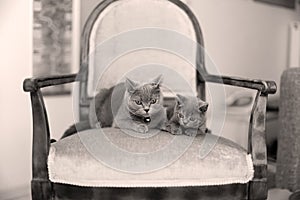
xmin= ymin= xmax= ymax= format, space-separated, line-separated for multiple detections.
xmin=125 ymin=77 xmax=139 ymax=93
xmin=199 ymin=102 xmax=208 ymax=112
xmin=151 ymin=74 xmax=163 ymax=88
xmin=176 ymin=94 xmax=185 ymax=106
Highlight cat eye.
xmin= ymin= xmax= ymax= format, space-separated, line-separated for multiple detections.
xmin=177 ymin=113 xmax=184 ymax=118
xmin=150 ymin=99 xmax=157 ymax=104
xmin=135 ymin=100 xmax=142 ymax=105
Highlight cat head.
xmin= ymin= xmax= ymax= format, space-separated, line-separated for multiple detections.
xmin=125 ymin=75 xmax=163 ymax=118
xmin=175 ymin=94 xmax=208 ymax=128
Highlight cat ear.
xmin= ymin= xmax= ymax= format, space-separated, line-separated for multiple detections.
xmin=125 ymin=77 xmax=139 ymax=93
xmin=199 ymin=102 xmax=208 ymax=112
xmin=176 ymin=94 xmax=185 ymax=106
xmin=151 ymin=74 xmax=163 ymax=88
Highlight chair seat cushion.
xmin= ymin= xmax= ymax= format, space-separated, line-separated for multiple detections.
xmin=48 ymin=128 xmax=253 ymax=187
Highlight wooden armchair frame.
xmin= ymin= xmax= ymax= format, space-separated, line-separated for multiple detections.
xmin=23 ymin=73 xmax=276 ymax=200
xmin=23 ymin=0 xmax=277 ymax=199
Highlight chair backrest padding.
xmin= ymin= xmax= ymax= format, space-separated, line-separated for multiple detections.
xmin=79 ymin=0 xmax=206 ymax=120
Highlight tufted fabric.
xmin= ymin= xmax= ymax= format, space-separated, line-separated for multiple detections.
xmin=48 ymin=128 xmax=253 ymax=187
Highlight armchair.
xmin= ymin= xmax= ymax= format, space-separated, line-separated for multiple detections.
xmin=24 ymin=0 xmax=276 ymax=199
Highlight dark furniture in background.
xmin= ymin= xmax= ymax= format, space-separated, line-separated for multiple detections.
xmin=277 ymin=68 xmax=300 ymax=193
xmin=254 ymin=0 xmax=296 ymax=9
xmin=23 ymin=0 xmax=277 ymax=199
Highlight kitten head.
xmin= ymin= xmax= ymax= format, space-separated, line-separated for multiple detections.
xmin=125 ymin=75 xmax=163 ymax=119
xmin=175 ymin=94 xmax=208 ymax=129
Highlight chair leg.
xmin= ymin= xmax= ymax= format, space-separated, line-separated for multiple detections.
xmin=289 ymin=190 xmax=300 ymax=200
xmin=31 ymin=179 xmax=52 ymax=200
xmin=248 ymin=179 xmax=268 ymax=200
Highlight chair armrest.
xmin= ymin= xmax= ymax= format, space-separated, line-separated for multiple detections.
xmin=23 ymin=73 xmax=78 ymax=181
xmin=206 ymin=73 xmax=277 ymax=198
xmin=205 ymin=74 xmax=277 ymax=172
xmin=248 ymin=91 xmax=269 ymax=199
xmin=23 ymin=73 xmax=78 ymax=92
xmin=205 ymin=74 xmax=277 ymax=95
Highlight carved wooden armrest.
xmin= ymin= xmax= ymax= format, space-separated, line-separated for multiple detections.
xmin=205 ymin=74 xmax=277 ymax=95
xmin=205 ymin=73 xmax=277 ymax=199
xmin=204 ymin=74 xmax=277 ymax=166
xmin=23 ymin=73 xmax=78 ymax=92
xmin=205 ymin=74 xmax=277 ymax=167
xmin=247 ymin=91 xmax=270 ymax=199
xmin=23 ymin=73 xmax=79 ymax=181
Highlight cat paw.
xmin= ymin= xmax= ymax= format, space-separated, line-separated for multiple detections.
xmin=171 ymin=127 xmax=183 ymax=135
xmin=137 ymin=124 xmax=149 ymax=133
xmin=198 ymin=125 xmax=209 ymax=134
xmin=160 ymin=122 xmax=169 ymax=132
xmin=185 ymin=129 xmax=198 ymax=136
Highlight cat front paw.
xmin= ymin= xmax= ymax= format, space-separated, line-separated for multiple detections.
xmin=165 ymin=122 xmax=183 ymax=135
xmin=185 ymin=129 xmax=198 ymax=137
xmin=170 ymin=127 xmax=183 ymax=135
xmin=160 ymin=122 xmax=169 ymax=132
xmin=198 ymin=125 xmax=209 ymax=134
xmin=137 ymin=124 xmax=149 ymax=133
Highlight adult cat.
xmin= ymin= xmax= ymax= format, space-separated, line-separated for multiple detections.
xmin=91 ymin=75 xmax=166 ymax=133
xmin=62 ymin=75 xmax=166 ymax=138
xmin=166 ymin=94 xmax=209 ymax=136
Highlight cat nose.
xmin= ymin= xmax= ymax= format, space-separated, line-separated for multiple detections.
xmin=144 ymin=107 xmax=150 ymax=112
xmin=183 ymin=120 xmax=188 ymax=124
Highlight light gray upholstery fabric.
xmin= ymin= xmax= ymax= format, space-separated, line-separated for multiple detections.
xmin=87 ymin=0 xmax=197 ymax=97
xmin=48 ymin=128 xmax=253 ymax=187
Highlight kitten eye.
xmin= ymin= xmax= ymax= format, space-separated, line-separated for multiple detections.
xmin=177 ymin=113 xmax=184 ymax=118
xmin=150 ymin=99 xmax=157 ymax=104
xmin=135 ymin=100 xmax=142 ymax=105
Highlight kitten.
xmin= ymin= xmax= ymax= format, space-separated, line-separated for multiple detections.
xmin=166 ymin=94 xmax=208 ymax=136
xmin=89 ymin=75 xmax=167 ymax=133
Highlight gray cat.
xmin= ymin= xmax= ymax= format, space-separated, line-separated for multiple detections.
xmin=166 ymin=94 xmax=208 ymax=136
xmin=89 ymin=75 xmax=167 ymax=133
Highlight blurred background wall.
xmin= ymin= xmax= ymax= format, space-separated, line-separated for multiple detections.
xmin=0 ymin=0 xmax=299 ymax=195
xmin=82 ymin=0 xmax=300 ymax=96
xmin=0 ymin=0 xmax=74 ymax=195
